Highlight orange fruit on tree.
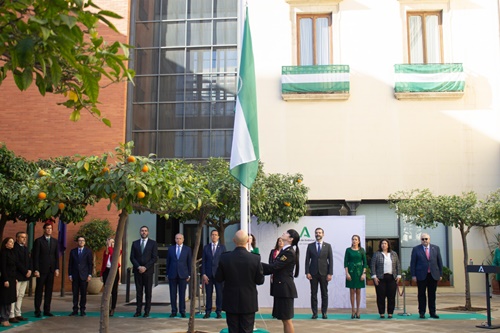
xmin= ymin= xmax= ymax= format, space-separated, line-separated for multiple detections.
xmin=38 ymin=170 xmax=47 ymax=177
xmin=111 ymin=193 xmax=117 ymax=200
xmin=102 ymin=167 xmax=110 ymax=173
xmin=58 ymin=203 xmax=65 ymax=210
xmin=141 ymin=165 xmax=149 ymax=173
xmin=284 ymin=201 xmax=291 ymax=207
xmin=137 ymin=191 xmax=146 ymax=199
xmin=127 ymin=156 xmax=136 ymax=163
xmin=297 ymin=179 xmax=302 ymax=183
xmin=38 ymin=192 xmax=47 ymax=200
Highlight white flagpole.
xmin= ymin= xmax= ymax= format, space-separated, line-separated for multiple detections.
xmin=240 ymin=185 xmax=248 ymax=234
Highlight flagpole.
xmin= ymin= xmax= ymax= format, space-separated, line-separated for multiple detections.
xmin=240 ymin=185 xmax=248 ymax=234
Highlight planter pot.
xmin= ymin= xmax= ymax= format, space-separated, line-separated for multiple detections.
xmin=87 ymin=277 xmax=103 ymax=294
xmin=438 ymin=280 xmax=451 ymax=287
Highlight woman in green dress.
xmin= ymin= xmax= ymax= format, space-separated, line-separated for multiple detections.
xmin=493 ymin=241 xmax=500 ymax=282
xmin=344 ymin=234 xmax=367 ymax=319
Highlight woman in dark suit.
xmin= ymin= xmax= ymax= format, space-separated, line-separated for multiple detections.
xmin=0 ymin=237 xmax=16 ymax=327
xmin=100 ymin=238 xmax=121 ymax=316
xmin=268 ymin=237 xmax=284 ymax=296
xmin=263 ymin=229 xmax=300 ymax=333
xmin=370 ymin=239 xmax=401 ymax=318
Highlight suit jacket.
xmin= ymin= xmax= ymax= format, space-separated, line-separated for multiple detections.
xmin=32 ymin=235 xmax=59 ymax=275
xmin=130 ymin=238 xmax=158 ymax=275
xmin=410 ymin=243 xmax=443 ymax=281
xmin=305 ymin=241 xmax=333 ymax=276
xmin=13 ymin=242 xmax=32 ymax=281
xmin=166 ymin=244 xmax=192 ymax=279
xmin=100 ymin=246 xmax=121 ymax=276
xmin=201 ymin=242 xmax=226 ymax=277
xmin=68 ymin=247 xmax=93 ymax=280
xmin=263 ymin=246 xmax=298 ymax=298
xmin=215 ymin=247 xmax=264 ymax=313
xmin=370 ymin=250 xmax=401 ymax=280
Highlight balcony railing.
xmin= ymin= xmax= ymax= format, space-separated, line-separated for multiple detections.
xmin=394 ymin=63 xmax=465 ymax=100
xmin=281 ymin=65 xmax=350 ymax=101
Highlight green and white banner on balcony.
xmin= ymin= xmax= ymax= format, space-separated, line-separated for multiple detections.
xmin=282 ymin=65 xmax=350 ymax=94
xmin=394 ymin=64 xmax=465 ymax=93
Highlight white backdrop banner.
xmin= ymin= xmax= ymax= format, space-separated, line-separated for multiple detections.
xmin=251 ymin=215 xmax=366 ymax=309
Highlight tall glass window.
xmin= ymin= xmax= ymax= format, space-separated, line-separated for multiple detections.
xmin=129 ymin=0 xmax=238 ymax=160
xmin=298 ymin=14 xmax=332 ymax=66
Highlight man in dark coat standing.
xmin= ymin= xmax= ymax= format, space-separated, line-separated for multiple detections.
xmin=130 ymin=225 xmax=158 ymax=318
xmin=166 ymin=233 xmax=192 ymax=318
xmin=215 ymin=230 xmax=264 ymax=333
xmin=202 ymin=229 xmax=226 ymax=319
xmin=32 ymin=222 xmax=59 ymax=318
xmin=68 ymin=236 xmax=93 ymax=316
xmin=410 ymin=233 xmax=443 ymax=319
xmin=305 ymin=227 xmax=333 ymax=319
xmin=9 ymin=231 xmax=31 ymax=323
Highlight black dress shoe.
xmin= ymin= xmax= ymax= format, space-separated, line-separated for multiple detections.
xmin=216 ymin=313 xmax=222 ymax=319
xmin=133 ymin=312 xmax=141 ymax=317
xmin=80 ymin=311 xmax=86 ymax=317
xmin=109 ymin=309 xmax=115 ymax=317
xmin=203 ymin=313 xmax=210 ymax=319
xmin=43 ymin=312 xmax=54 ymax=317
xmin=419 ymin=313 xmax=426 ymax=319
xmin=34 ymin=312 xmax=41 ymax=318
xmin=68 ymin=312 xmax=78 ymax=316
xmin=180 ymin=313 xmax=186 ymax=318
xmin=16 ymin=316 xmax=28 ymax=321
xmin=430 ymin=314 xmax=439 ymax=319
xmin=311 ymin=314 xmax=318 ymax=319
xmin=169 ymin=313 xmax=176 ymax=318
xmin=322 ymin=314 xmax=328 ymax=319
xmin=143 ymin=313 xmax=150 ymax=318
xmin=9 ymin=318 xmax=19 ymax=323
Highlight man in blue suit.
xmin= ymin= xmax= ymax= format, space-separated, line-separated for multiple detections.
xmin=68 ymin=236 xmax=93 ymax=316
xmin=167 ymin=233 xmax=192 ymax=318
xmin=130 ymin=226 xmax=158 ymax=318
xmin=410 ymin=233 xmax=443 ymax=319
xmin=202 ymin=230 xmax=226 ymax=319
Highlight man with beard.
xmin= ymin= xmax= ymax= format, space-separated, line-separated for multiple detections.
xmin=305 ymin=227 xmax=333 ymax=319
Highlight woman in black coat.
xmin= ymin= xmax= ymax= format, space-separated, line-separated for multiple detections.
xmin=0 ymin=237 xmax=17 ymax=327
xmin=262 ymin=229 xmax=300 ymax=333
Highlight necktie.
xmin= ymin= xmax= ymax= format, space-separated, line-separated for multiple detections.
xmin=212 ymin=244 xmax=216 ymax=256
xmin=426 ymin=247 xmax=430 ymax=273
xmin=176 ymin=245 xmax=180 ymax=259
xmin=47 ymin=237 xmax=50 ymax=247
xmin=141 ymin=240 xmax=145 ymax=254
xmin=317 ymin=243 xmax=321 ymax=254
xmin=79 ymin=248 xmax=82 ymax=257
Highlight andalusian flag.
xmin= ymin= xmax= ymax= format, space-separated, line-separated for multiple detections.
xmin=230 ymin=8 xmax=259 ymax=189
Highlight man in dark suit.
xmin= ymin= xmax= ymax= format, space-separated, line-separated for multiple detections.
xmin=166 ymin=233 xmax=192 ymax=318
xmin=305 ymin=227 xmax=333 ymax=319
xmin=202 ymin=230 xmax=226 ymax=319
xmin=130 ymin=225 xmax=158 ymax=318
xmin=410 ymin=233 xmax=443 ymax=319
xmin=215 ymin=230 xmax=264 ymax=333
xmin=9 ymin=231 xmax=31 ymax=323
xmin=68 ymin=236 xmax=93 ymax=316
xmin=32 ymin=222 xmax=59 ymax=318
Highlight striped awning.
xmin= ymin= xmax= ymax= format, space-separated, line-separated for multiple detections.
xmin=394 ymin=64 xmax=465 ymax=93
xmin=282 ymin=65 xmax=350 ymax=94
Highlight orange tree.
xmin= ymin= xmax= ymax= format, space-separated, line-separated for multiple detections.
xmin=26 ymin=142 xmax=216 ymax=333
xmin=389 ymin=188 xmax=500 ymax=311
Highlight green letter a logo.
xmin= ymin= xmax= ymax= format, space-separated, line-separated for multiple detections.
xmin=300 ymin=227 xmax=310 ymax=238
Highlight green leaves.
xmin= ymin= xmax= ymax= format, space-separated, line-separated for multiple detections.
xmin=0 ymin=0 xmax=135 ymax=125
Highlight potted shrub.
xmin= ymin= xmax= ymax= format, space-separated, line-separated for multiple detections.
xmin=439 ymin=266 xmax=453 ymax=286
xmin=74 ymin=218 xmax=115 ymax=294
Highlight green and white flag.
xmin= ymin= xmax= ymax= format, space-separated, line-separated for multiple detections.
xmin=230 ymin=8 xmax=259 ymax=189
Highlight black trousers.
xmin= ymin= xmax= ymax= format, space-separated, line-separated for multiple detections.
xmin=204 ymin=274 xmax=223 ymax=314
xmin=102 ymin=269 xmax=120 ymax=310
xmin=375 ymin=274 xmax=397 ymax=314
xmin=34 ymin=272 xmax=55 ymax=314
xmin=226 ymin=312 xmax=255 ymax=333
xmin=417 ymin=273 xmax=438 ymax=315
xmin=134 ymin=272 xmax=153 ymax=314
xmin=169 ymin=276 xmax=188 ymax=314
xmin=71 ymin=277 xmax=88 ymax=312
xmin=310 ymin=274 xmax=328 ymax=314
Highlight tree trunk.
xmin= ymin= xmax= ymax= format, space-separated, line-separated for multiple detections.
xmin=460 ymin=227 xmax=472 ymax=310
xmin=99 ymin=210 xmax=128 ymax=333
xmin=188 ymin=216 xmax=206 ymax=333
